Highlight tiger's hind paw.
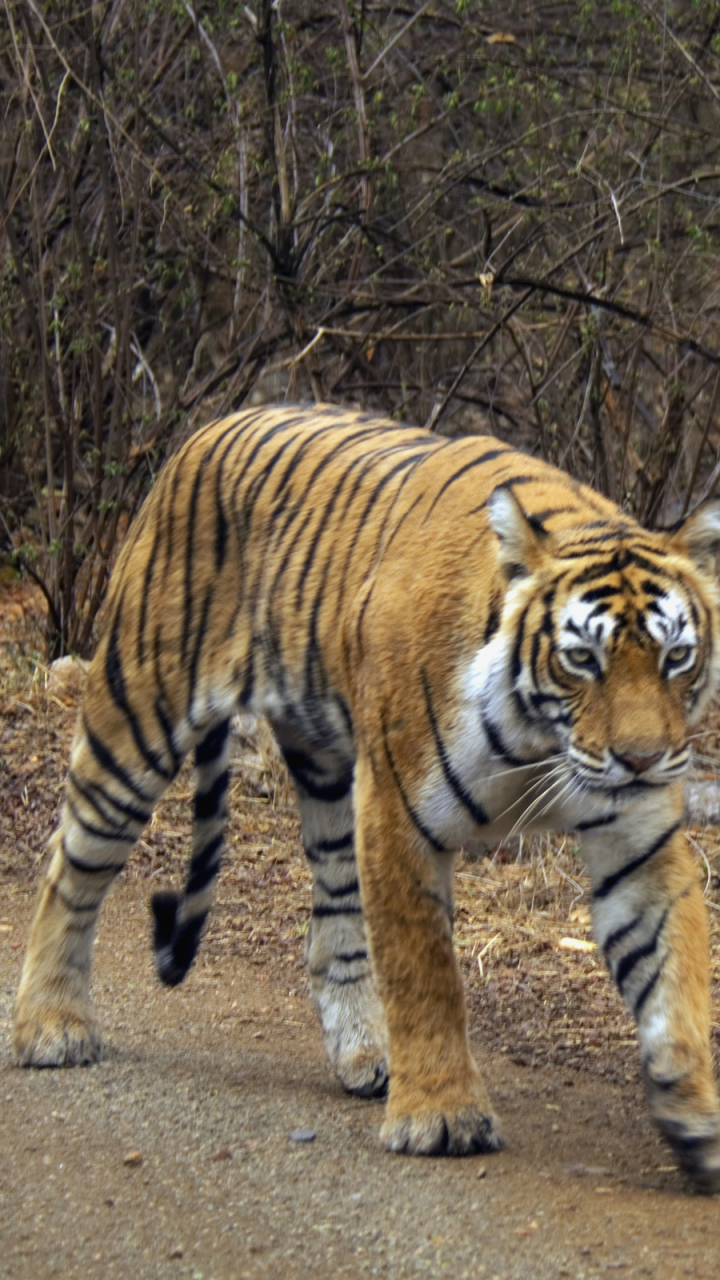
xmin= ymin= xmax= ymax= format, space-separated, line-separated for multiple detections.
xmin=381 ymin=1102 xmax=503 ymax=1157
xmin=337 ymin=1049 xmax=389 ymax=1099
xmin=14 ymin=1001 xmax=101 ymax=1068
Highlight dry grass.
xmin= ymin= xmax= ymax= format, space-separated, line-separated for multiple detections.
xmin=2 ymin=578 xmax=720 ymax=1087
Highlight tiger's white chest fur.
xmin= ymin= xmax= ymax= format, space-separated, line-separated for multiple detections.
xmin=415 ymin=633 xmax=614 ymax=852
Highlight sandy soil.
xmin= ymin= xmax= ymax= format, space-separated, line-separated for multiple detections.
xmin=2 ymin=585 xmax=720 ymax=1280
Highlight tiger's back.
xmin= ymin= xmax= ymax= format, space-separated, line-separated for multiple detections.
xmin=15 ymin=404 xmax=720 ymax=1192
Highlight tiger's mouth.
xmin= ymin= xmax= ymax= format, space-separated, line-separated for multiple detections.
xmin=567 ymin=745 xmax=689 ymax=795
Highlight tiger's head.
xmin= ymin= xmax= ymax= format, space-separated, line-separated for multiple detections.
xmin=488 ymin=488 xmax=720 ymax=796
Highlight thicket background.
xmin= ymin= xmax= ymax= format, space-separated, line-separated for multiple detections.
xmin=3 ymin=0 xmax=720 ymax=655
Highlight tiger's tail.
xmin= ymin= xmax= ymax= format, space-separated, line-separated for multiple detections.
xmin=152 ymin=719 xmax=231 ymax=986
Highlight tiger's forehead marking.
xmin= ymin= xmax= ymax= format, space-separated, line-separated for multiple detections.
xmin=642 ymin=588 xmax=695 ymax=647
xmin=559 ymin=598 xmax=617 ymax=648
xmin=560 ymin=582 xmax=696 ymax=649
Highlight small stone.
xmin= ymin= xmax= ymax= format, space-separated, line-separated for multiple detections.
xmin=211 ymin=1146 xmax=232 ymax=1161
xmin=169 ymin=1246 xmax=183 ymax=1259
xmin=123 ymin=1150 xmax=143 ymax=1166
xmin=289 ymin=1129 xmax=316 ymax=1143
xmin=476 ymin=1166 xmax=487 ymax=1179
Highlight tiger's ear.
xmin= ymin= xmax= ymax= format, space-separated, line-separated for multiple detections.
xmin=668 ymin=498 xmax=720 ymax=576
xmin=487 ymin=485 xmax=548 ymax=580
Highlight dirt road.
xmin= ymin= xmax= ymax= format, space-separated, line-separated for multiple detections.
xmin=0 ymin=875 xmax=718 ymax=1280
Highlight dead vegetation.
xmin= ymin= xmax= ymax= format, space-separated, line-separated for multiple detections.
xmin=4 ymin=2 xmax=720 ymax=655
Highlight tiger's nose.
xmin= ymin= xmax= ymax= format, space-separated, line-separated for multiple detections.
xmin=615 ymin=750 xmax=664 ymax=774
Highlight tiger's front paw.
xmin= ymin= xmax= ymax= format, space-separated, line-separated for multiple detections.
xmin=381 ymin=1091 xmax=503 ymax=1156
xmin=14 ymin=999 xmax=101 ymax=1067
xmin=644 ymin=1049 xmax=720 ymax=1194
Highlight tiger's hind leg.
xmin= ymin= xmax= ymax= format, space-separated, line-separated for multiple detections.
xmin=14 ymin=717 xmax=166 ymax=1067
xmin=278 ymin=736 xmax=388 ymax=1098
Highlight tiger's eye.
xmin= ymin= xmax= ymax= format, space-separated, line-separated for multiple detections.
xmin=667 ymin=644 xmax=691 ymax=665
xmin=566 ymin=646 xmax=594 ymax=665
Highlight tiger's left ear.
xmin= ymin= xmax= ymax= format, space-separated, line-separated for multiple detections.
xmin=488 ymin=485 xmax=549 ymax=580
xmin=667 ymin=497 xmax=720 ymax=576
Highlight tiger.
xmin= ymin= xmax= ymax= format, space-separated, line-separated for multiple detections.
xmin=13 ymin=403 xmax=720 ymax=1191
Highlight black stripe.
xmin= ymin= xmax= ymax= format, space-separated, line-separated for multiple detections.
xmin=195 ymin=721 xmax=230 ymax=766
xmin=163 ymin=457 xmax=185 ymax=576
xmin=54 ymin=884 xmax=99 ymax=913
xmin=271 ymin=427 xmax=385 ymax=570
xmin=187 ymin=832 xmax=224 ymax=894
xmin=194 ymin=770 xmax=230 ymax=822
xmin=294 ymin=436 xmax=401 ymax=607
xmin=355 ymin=583 xmax=374 ymax=662
xmin=592 ymin=821 xmax=681 ymax=900
xmin=602 ymin=913 xmax=642 ymax=954
xmin=576 ymin=813 xmax=617 ymax=831
xmin=481 ymin=707 xmax=537 ymax=768
xmin=633 ymin=955 xmax=668 ymax=1019
xmin=483 ymin=595 xmax=501 ymax=644
xmin=181 ymin=421 xmax=246 ymax=653
xmin=153 ymin=692 xmax=183 ymax=777
xmin=213 ymin=427 xmax=251 ymax=570
xmin=304 ymin=834 xmax=354 ymax=863
xmin=137 ymin=527 xmax=160 ymax=666
xmin=68 ymin=770 xmax=150 ymax=828
xmin=105 ymin=605 xmax=173 ymax=780
xmin=382 ymin=489 xmax=425 ymax=557
xmin=182 ymin=450 xmax=213 ymax=662
xmin=580 ymin=584 xmax=619 ymax=603
xmin=235 ymin=417 xmax=324 ymax=529
xmin=66 ymin=795 xmax=135 ymax=844
xmin=421 ymin=670 xmax=488 ymax=825
xmin=511 ymin=602 xmax=530 ymax=688
xmin=381 ymin=714 xmax=446 ymax=852
xmin=335 ymin=949 xmax=368 ymax=963
xmin=83 ymin=720 xmax=153 ymax=804
xmin=187 ymin=586 xmax=214 ymax=725
xmin=370 ymin=456 xmax=430 ymax=562
xmin=615 ymin=908 xmax=668 ymax=989
xmin=337 ymin=453 xmax=424 ymax=588
xmin=317 ymin=877 xmax=360 ymax=899
xmin=65 ymin=846 xmax=126 ymax=875
xmin=468 ymin=473 xmax=546 ymax=516
xmin=282 ymin=748 xmax=353 ymax=803
xmin=423 ymin=447 xmax=511 ymax=520
xmin=312 ymin=904 xmax=363 ymax=918
xmin=572 ymin=548 xmax=668 ymax=586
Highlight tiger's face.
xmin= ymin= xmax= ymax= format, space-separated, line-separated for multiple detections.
xmin=545 ymin=574 xmax=705 ymax=794
xmin=490 ymin=488 xmax=720 ymax=800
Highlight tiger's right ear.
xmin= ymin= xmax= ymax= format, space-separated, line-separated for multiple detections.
xmin=487 ymin=485 xmax=548 ymax=580
xmin=668 ymin=497 xmax=720 ymax=576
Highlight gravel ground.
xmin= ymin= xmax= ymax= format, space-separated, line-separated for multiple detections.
xmin=1 ymin=879 xmax=719 ymax=1280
